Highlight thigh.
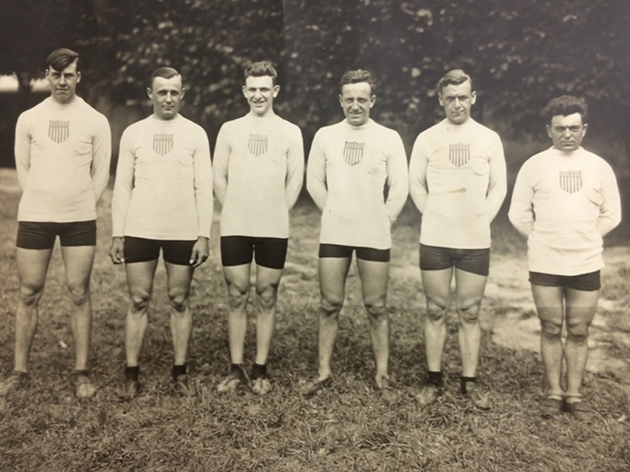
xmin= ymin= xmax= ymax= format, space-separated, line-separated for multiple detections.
xmin=454 ymin=267 xmax=487 ymax=309
xmin=565 ymin=288 xmax=599 ymax=326
xmin=221 ymin=236 xmax=254 ymax=267
xmin=125 ymin=259 xmax=159 ymax=297
xmin=162 ymin=240 xmax=195 ymax=266
xmin=255 ymin=265 xmax=283 ymax=292
xmin=531 ymin=284 xmax=565 ymax=324
xmin=254 ymin=238 xmax=288 ymax=270
xmin=356 ymin=259 xmax=389 ymax=304
xmin=223 ymin=263 xmax=252 ymax=292
xmin=16 ymin=222 xmax=57 ymax=250
xmin=17 ymin=247 xmax=54 ymax=288
xmin=319 ymin=256 xmax=352 ymax=302
xmin=58 ymin=221 xmax=97 ymax=247
xmin=124 ymin=237 xmax=160 ymax=264
xmin=61 ymin=245 xmax=96 ymax=289
xmin=421 ymin=268 xmax=453 ymax=308
xmin=165 ymin=261 xmax=194 ymax=298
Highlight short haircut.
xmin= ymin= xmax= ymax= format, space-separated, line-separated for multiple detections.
xmin=244 ymin=61 xmax=278 ymax=85
xmin=436 ymin=69 xmax=473 ymax=96
xmin=542 ymin=95 xmax=588 ymax=124
xmin=46 ymin=48 xmax=80 ymax=72
xmin=339 ymin=69 xmax=376 ymax=94
xmin=149 ymin=67 xmax=182 ymax=89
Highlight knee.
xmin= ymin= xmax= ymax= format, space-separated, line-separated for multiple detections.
xmin=227 ymin=282 xmax=249 ymax=310
xmin=458 ymin=304 xmax=481 ymax=324
xmin=364 ymin=299 xmax=388 ymax=323
xmin=130 ymin=290 xmax=151 ymax=313
xmin=66 ymin=283 xmax=90 ymax=308
xmin=19 ymin=282 xmax=45 ymax=307
xmin=567 ymin=322 xmax=590 ymax=342
xmin=540 ymin=319 xmax=563 ymax=339
xmin=320 ymin=295 xmax=343 ymax=318
xmin=256 ymin=284 xmax=278 ymax=311
xmin=168 ymin=290 xmax=189 ymax=313
xmin=425 ymin=297 xmax=448 ymax=322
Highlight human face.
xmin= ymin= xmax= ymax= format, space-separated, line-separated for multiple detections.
xmin=439 ymin=81 xmax=476 ymax=125
xmin=339 ymin=82 xmax=375 ymax=127
xmin=147 ymin=75 xmax=185 ymax=120
xmin=46 ymin=61 xmax=80 ymax=104
xmin=242 ymin=76 xmax=279 ymax=117
xmin=547 ymin=113 xmax=587 ymax=153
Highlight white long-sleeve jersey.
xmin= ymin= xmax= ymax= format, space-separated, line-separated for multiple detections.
xmin=306 ymin=119 xmax=409 ymax=250
xmin=508 ymin=146 xmax=621 ymax=276
xmin=112 ymin=114 xmax=213 ymax=240
xmin=409 ymin=118 xmax=507 ymax=249
xmin=213 ymin=113 xmax=304 ymax=238
xmin=15 ymin=96 xmax=111 ymax=222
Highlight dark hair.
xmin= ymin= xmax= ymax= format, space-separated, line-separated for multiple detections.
xmin=339 ymin=69 xmax=376 ymax=94
xmin=46 ymin=48 xmax=80 ymax=72
xmin=542 ymin=95 xmax=588 ymax=124
xmin=244 ymin=61 xmax=278 ymax=85
xmin=436 ymin=69 xmax=473 ymax=96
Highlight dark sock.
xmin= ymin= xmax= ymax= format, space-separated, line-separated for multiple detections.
xmin=427 ymin=371 xmax=443 ymax=388
xmin=251 ymin=363 xmax=267 ymax=379
xmin=461 ymin=376 xmax=476 ymax=394
xmin=230 ymin=363 xmax=245 ymax=375
xmin=172 ymin=364 xmax=187 ymax=382
xmin=125 ymin=366 xmax=140 ymax=382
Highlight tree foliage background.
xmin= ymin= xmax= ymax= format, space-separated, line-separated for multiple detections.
xmin=1 ymin=0 xmax=630 ymax=166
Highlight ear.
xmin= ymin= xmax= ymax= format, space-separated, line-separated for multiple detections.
xmin=273 ymin=84 xmax=280 ymax=98
xmin=147 ymin=87 xmax=153 ymax=100
xmin=546 ymin=124 xmax=552 ymax=139
xmin=582 ymin=123 xmax=588 ymax=136
xmin=438 ymin=94 xmax=444 ymax=107
xmin=338 ymin=94 xmax=343 ymax=107
xmin=76 ymin=71 xmax=82 ymax=83
xmin=470 ymin=91 xmax=477 ymax=105
xmin=370 ymin=95 xmax=376 ymax=108
xmin=180 ymin=87 xmax=186 ymax=100
xmin=242 ymin=85 xmax=248 ymax=99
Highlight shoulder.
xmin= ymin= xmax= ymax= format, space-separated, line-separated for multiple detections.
xmin=77 ymin=98 xmax=108 ymax=122
xmin=470 ymin=120 xmax=501 ymax=141
xmin=313 ymin=122 xmax=342 ymax=139
xmin=274 ymin=115 xmax=302 ymax=135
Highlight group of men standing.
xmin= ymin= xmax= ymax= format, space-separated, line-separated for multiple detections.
xmin=1 ymin=48 xmax=621 ymax=421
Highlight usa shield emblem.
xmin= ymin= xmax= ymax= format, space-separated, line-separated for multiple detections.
xmin=559 ymin=170 xmax=582 ymax=193
xmin=248 ymin=134 xmax=268 ymax=156
xmin=153 ymin=134 xmax=173 ymax=155
xmin=449 ymin=143 xmax=470 ymax=167
xmin=48 ymin=120 xmax=69 ymax=143
xmin=343 ymin=141 xmax=364 ymax=165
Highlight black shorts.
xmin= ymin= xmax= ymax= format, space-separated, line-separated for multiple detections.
xmin=221 ymin=236 xmax=288 ymax=270
xmin=124 ymin=236 xmax=195 ymax=266
xmin=529 ymin=271 xmax=601 ymax=291
xmin=420 ymin=244 xmax=490 ymax=277
xmin=16 ymin=220 xmax=97 ymax=250
xmin=318 ymin=244 xmax=390 ymax=262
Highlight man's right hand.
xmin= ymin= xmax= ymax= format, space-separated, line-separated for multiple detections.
xmin=109 ymin=237 xmax=125 ymax=264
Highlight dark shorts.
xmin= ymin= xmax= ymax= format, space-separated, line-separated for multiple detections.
xmin=221 ymin=236 xmax=288 ymax=270
xmin=529 ymin=271 xmax=601 ymax=291
xmin=420 ymin=244 xmax=490 ymax=277
xmin=17 ymin=220 xmax=97 ymax=250
xmin=319 ymin=244 xmax=390 ymax=262
xmin=124 ymin=236 xmax=195 ymax=266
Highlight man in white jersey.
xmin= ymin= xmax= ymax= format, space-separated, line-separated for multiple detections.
xmin=409 ymin=70 xmax=506 ymax=409
xmin=303 ymin=69 xmax=408 ymax=398
xmin=213 ymin=61 xmax=304 ymax=395
xmin=0 ymin=48 xmax=111 ymax=399
xmin=509 ymin=96 xmax=621 ymax=419
xmin=110 ymin=67 xmax=213 ymax=399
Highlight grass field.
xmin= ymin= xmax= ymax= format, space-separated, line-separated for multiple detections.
xmin=0 ymin=168 xmax=629 ymax=472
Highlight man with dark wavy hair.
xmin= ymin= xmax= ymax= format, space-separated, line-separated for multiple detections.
xmin=509 ymin=95 xmax=621 ymax=419
xmin=0 ymin=48 xmax=111 ymax=399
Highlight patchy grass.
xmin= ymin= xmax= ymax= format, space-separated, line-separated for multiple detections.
xmin=0 ymin=168 xmax=629 ymax=472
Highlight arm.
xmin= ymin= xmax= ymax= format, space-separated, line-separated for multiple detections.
xmin=408 ymin=134 xmax=429 ymax=214
xmin=306 ymin=131 xmax=328 ymax=212
xmin=109 ymin=129 xmax=134 ymax=264
xmin=189 ymin=127 xmax=213 ymax=267
xmin=507 ymin=164 xmax=535 ymax=238
xmin=212 ymin=124 xmax=230 ymax=206
xmin=385 ymin=132 xmax=409 ymax=222
xmin=14 ymin=114 xmax=31 ymax=189
xmin=486 ymin=134 xmax=508 ymax=222
xmin=90 ymin=115 xmax=113 ymax=203
xmin=596 ymin=163 xmax=622 ymax=236
xmin=285 ymin=126 xmax=305 ymax=211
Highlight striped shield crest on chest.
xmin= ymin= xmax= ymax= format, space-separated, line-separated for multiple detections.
xmin=48 ymin=120 xmax=69 ymax=143
xmin=248 ymin=134 xmax=268 ymax=156
xmin=153 ymin=134 xmax=173 ymax=155
xmin=343 ymin=141 xmax=364 ymax=165
xmin=559 ymin=170 xmax=582 ymax=193
xmin=449 ymin=143 xmax=470 ymax=167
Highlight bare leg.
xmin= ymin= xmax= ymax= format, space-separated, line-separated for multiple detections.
xmin=254 ymin=266 xmax=283 ymax=365
xmin=357 ymin=258 xmax=390 ymax=384
xmin=454 ymin=268 xmax=487 ymax=378
xmin=124 ymin=260 xmax=159 ymax=367
xmin=421 ymin=268 xmax=453 ymax=373
xmin=165 ymin=262 xmax=194 ymax=366
xmin=531 ymin=284 xmax=565 ymax=397
xmin=223 ymin=264 xmax=251 ymax=365
xmin=317 ymin=257 xmax=352 ymax=381
xmin=14 ymin=248 xmax=53 ymax=372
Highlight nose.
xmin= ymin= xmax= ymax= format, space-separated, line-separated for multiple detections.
xmin=165 ymin=92 xmax=173 ymax=103
xmin=562 ymin=128 xmax=572 ymax=138
xmin=59 ymin=75 xmax=67 ymax=85
xmin=453 ymin=98 xmax=461 ymax=108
